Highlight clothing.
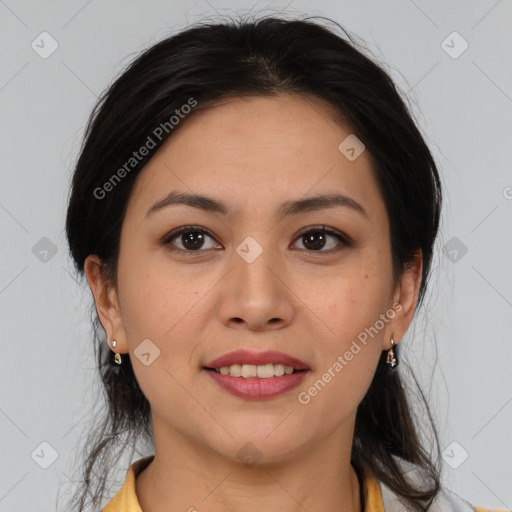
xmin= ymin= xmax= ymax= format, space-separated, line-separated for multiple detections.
xmin=102 ymin=455 xmax=508 ymax=512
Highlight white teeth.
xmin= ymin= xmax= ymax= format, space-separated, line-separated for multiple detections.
xmin=229 ymin=364 xmax=242 ymax=377
xmin=274 ymin=364 xmax=285 ymax=376
xmin=256 ymin=364 xmax=274 ymax=378
xmin=214 ymin=363 xmax=297 ymax=378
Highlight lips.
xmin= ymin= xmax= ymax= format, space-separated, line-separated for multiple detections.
xmin=204 ymin=368 xmax=308 ymax=399
xmin=204 ymin=349 xmax=309 ymax=371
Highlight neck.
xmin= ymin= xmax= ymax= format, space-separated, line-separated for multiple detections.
xmin=136 ymin=415 xmax=362 ymax=512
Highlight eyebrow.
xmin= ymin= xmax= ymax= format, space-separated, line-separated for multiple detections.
xmin=145 ymin=191 xmax=368 ymax=220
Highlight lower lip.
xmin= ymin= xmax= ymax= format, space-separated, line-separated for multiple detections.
xmin=203 ymin=368 xmax=309 ymax=399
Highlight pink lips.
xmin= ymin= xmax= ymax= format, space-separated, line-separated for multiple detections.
xmin=203 ymin=349 xmax=310 ymax=400
xmin=204 ymin=349 xmax=309 ymax=370
xmin=204 ymin=369 xmax=309 ymax=399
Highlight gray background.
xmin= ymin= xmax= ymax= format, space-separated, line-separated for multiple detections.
xmin=1 ymin=0 xmax=511 ymax=510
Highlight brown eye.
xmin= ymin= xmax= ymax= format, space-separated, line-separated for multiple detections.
xmin=292 ymin=226 xmax=351 ymax=253
xmin=163 ymin=226 xmax=221 ymax=252
xmin=162 ymin=225 xmax=351 ymax=255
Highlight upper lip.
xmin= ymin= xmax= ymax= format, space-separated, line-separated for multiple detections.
xmin=204 ymin=350 xmax=309 ymax=370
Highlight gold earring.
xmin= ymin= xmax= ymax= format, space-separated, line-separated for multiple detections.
xmin=386 ymin=337 xmax=398 ymax=369
xmin=111 ymin=340 xmax=122 ymax=365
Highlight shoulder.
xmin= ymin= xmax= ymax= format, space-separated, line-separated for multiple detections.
xmin=102 ymin=455 xmax=154 ymax=512
xmin=430 ymin=487 xmax=508 ymax=512
xmin=373 ymin=459 xmax=509 ymax=512
xmin=380 ymin=480 xmax=508 ymax=512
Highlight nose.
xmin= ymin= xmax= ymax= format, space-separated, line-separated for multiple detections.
xmin=217 ymin=238 xmax=295 ymax=331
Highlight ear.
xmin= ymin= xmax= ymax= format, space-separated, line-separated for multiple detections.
xmin=383 ymin=250 xmax=423 ymax=350
xmin=83 ymin=254 xmax=128 ymax=354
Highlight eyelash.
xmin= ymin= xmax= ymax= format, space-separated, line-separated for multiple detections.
xmin=161 ymin=225 xmax=352 ymax=254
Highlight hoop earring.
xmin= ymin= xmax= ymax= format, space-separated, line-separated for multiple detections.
xmin=112 ymin=340 xmax=122 ymax=365
xmin=386 ymin=337 xmax=398 ymax=369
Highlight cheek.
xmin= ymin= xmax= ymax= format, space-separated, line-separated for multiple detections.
xmin=118 ymin=244 xmax=194 ymax=333
xmin=304 ymin=258 xmax=391 ymax=395
xmin=321 ymin=265 xmax=392 ymax=343
xmin=118 ymin=256 xmax=218 ymax=378
xmin=116 ymin=264 xmax=188 ymax=388
xmin=117 ymin=267 xmax=201 ymax=406
xmin=298 ymin=277 xmax=387 ymax=422
xmin=123 ymin=281 xmax=194 ymax=346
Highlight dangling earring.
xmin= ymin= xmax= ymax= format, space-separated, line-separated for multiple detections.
xmin=112 ymin=340 xmax=122 ymax=365
xmin=386 ymin=337 xmax=398 ymax=369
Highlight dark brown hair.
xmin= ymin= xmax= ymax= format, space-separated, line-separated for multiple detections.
xmin=64 ymin=12 xmax=442 ymax=511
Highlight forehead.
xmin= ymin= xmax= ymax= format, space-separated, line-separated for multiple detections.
xmin=125 ymin=93 xmax=384 ymax=223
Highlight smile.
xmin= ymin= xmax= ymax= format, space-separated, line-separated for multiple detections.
xmin=203 ymin=366 xmax=309 ymax=399
xmin=208 ymin=363 xmax=305 ymax=378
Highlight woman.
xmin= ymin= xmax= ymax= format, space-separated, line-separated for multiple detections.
xmin=64 ymin=14 xmax=507 ymax=512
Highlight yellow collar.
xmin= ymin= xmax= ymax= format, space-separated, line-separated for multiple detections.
xmin=103 ymin=455 xmax=385 ymax=512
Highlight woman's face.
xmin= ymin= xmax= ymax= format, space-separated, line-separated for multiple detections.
xmin=87 ymin=93 xmax=421 ymax=464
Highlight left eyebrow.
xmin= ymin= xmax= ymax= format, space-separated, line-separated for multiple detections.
xmin=145 ymin=191 xmax=369 ymax=220
xmin=278 ymin=193 xmax=368 ymax=220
